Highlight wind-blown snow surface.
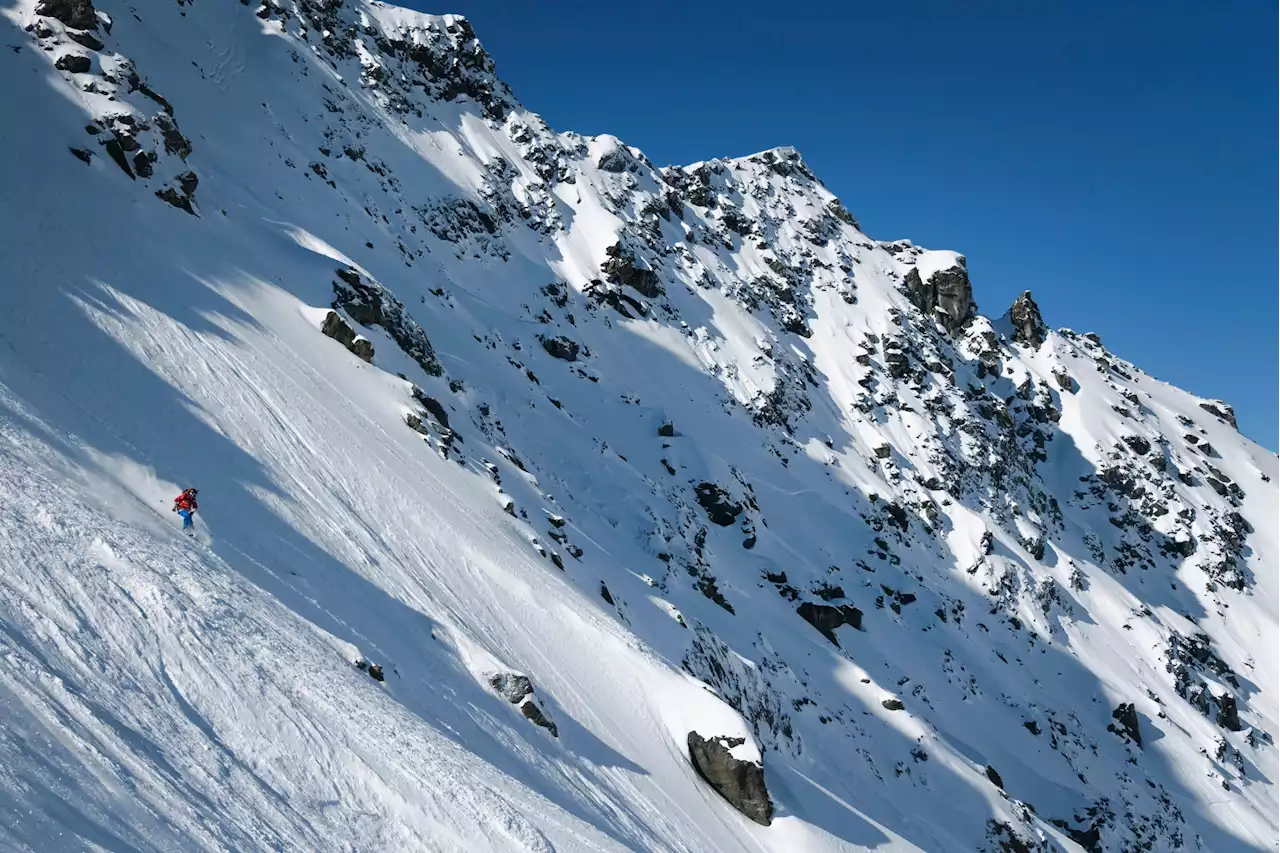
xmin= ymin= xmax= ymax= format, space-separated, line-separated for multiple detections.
xmin=0 ymin=1 xmax=1275 ymax=851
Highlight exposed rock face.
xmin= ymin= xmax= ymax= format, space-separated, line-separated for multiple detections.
xmin=321 ymin=311 xmax=374 ymax=362
xmin=796 ymin=601 xmax=862 ymax=646
xmin=332 ymin=268 xmax=441 ymax=376
xmin=54 ymin=54 xmax=91 ymax=73
xmin=904 ymin=260 xmax=976 ymax=334
xmin=36 ymin=0 xmax=98 ymax=30
xmin=1006 ymin=290 xmax=1047 ymax=348
xmin=1216 ymin=693 xmax=1242 ymax=731
xmin=1199 ymin=400 xmax=1238 ymax=429
xmin=1108 ymin=702 xmax=1142 ymax=746
xmin=540 ymin=335 xmax=579 ymax=362
xmin=694 ymin=482 xmax=742 ymax=526
xmin=489 ymin=673 xmax=558 ymax=737
xmin=686 ymin=732 xmax=773 ymax=825
xmin=602 ymin=242 xmax=662 ymax=298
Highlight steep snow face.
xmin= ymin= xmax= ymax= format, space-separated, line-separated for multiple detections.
xmin=0 ymin=1 xmax=1275 ymax=852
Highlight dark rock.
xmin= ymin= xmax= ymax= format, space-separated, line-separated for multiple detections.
xmin=348 ymin=338 xmax=374 ymax=362
xmin=985 ymin=765 xmax=1004 ymax=789
xmin=1005 ymin=290 xmax=1047 ymax=347
xmin=1051 ymin=369 xmax=1076 ymax=392
xmin=155 ymin=114 xmax=192 ymax=159
xmin=602 ymin=242 xmax=662 ymax=298
xmin=657 ymin=422 xmax=675 ymax=437
xmin=540 ymin=335 xmax=579 ymax=362
xmin=54 ymin=53 xmax=91 ymax=73
xmin=1121 ymin=435 xmax=1151 ymax=455
xmin=599 ymin=583 xmax=614 ymax=605
xmin=177 ymin=171 xmax=198 ymax=196
xmin=1108 ymin=702 xmax=1141 ymax=746
xmin=1199 ymin=400 xmax=1238 ymax=429
xmin=873 ymin=443 xmax=891 ymax=459
xmin=322 ymin=311 xmax=356 ymax=346
xmin=796 ymin=601 xmax=863 ymax=646
xmin=694 ymin=482 xmax=742 ymax=526
xmin=903 ymin=259 xmax=976 ymax=334
xmin=489 ymin=672 xmax=533 ymax=703
xmin=65 ymin=29 xmax=103 ymax=50
xmin=1216 ymin=694 xmax=1241 ymax=731
xmin=520 ymin=700 xmax=558 ymax=737
xmin=332 ymin=267 xmax=442 ymax=376
xmin=68 ymin=147 xmax=92 ymax=164
xmin=410 ymin=387 xmax=451 ymax=430
xmin=132 ymin=151 xmax=154 ymax=178
xmin=154 ymin=187 xmax=196 ymax=215
xmin=596 ymin=147 xmax=632 ymax=173
xmin=686 ymin=732 xmax=773 ymax=825
xmin=489 ymin=672 xmax=556 ymax=737
xmin=367 ymin=664 xmax=385 ymax=682
xmin=36 ymin=0 xmax=98 ymax=30
xmin=320 ymin=311 xmax=373 ymax=361
xmin=881 ymin=698 xmax=905 ymax=711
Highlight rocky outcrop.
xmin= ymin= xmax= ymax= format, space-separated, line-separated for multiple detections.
xmin=36 ymin=0 xmax=98 ymax=30
xmin=489 ymin=673 xmax=558 ymax=737
xmin=1108 ymin=702 xmax=1141 ymax=746
xmin=796 ymin=601 xmax=862 ymax=646
xmin=332 ymin=268 xmax=441 ymax=376
xmin=1199 ymin=400 xmax=1238 ymax=429
xmin=686 ymin=732 xmax=773 ymax=825
xmin=54 ymin=53 xmax=91 ymax=73
xmin=321 ymin=311 xmax=374 ymax=362
xmin=1006 ymin=290 xmax=1047 ymax=348
xmin=693 ymin=483 xmax=742 ymax=526
xmin=539 ymin=335 xmax=579 ymax=362
xmin=904 ymin=259 xmax=976 ymax=334
xmin=602 ymin=242 xmax=662 ymax=298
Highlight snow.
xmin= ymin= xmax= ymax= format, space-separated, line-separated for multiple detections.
xmin=0 ymin=1 xmax=1274 ymax=852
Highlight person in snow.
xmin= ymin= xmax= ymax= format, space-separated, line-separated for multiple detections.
xmin=172 ymin=487 xmax=199 ymax=532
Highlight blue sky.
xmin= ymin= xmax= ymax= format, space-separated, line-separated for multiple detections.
xmin=412 ymin=1 xmax=1276 ymax=446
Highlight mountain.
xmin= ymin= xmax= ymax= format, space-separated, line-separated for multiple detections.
xmin=0 ymin=1 xmax=1274 ymax=851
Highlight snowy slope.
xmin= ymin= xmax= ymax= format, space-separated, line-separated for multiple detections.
xmin=0 ymin=1 xmax=1275 ymax=851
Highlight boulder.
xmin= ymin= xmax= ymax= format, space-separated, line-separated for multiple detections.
xmin=54 ymin=54 xmax=91 ymax=73
xmin=540 ymin=335 xmax=579 ymax=362
xmin=881 ymin=698 xmax=905 ymax=711
xmin=985 ymin=765 xmax=1005 ymax=789
xmin=1006 ymin=290 xmax=1047 ymax=348
xmin=1216 ymin=693 xmax=1242 ymax=731
xmin=1108 ymin=702 xmax=1141 ymax=746
xmin=321 ymin=311 xmax=373 ymax=362
xmin=36 ymin=0 xmax=98 ymax=29
xmin=796 ymin=601 xmax=862 ymax=647
xmin=686 ymin=732 xmax=773 ymax=825
xmin=694 ymin=482 xmax=742 ymax=526
xmin=489 ymin=672 xmax=558 ymax=737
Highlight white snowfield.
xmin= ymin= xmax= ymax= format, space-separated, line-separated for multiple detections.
xmin=0 ymin=1 xmax=1274 ymax=852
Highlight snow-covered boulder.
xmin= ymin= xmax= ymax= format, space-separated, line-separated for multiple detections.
xmin=686 ymin=732 xmax=773 ymax=826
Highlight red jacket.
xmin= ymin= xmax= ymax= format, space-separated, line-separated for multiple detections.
xmin=174 ymin=491 xmax=198 ymax=512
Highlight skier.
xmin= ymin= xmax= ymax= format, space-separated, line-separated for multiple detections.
xmin=172 ymin=487 xmax=199 ymax=534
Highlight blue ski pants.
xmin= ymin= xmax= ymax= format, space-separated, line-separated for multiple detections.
xmin=178 ymin=509 xmax=194 ymax=530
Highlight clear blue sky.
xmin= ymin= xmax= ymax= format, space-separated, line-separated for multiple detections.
xmin=412 ymin=0 xmax=1277 ymax=446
